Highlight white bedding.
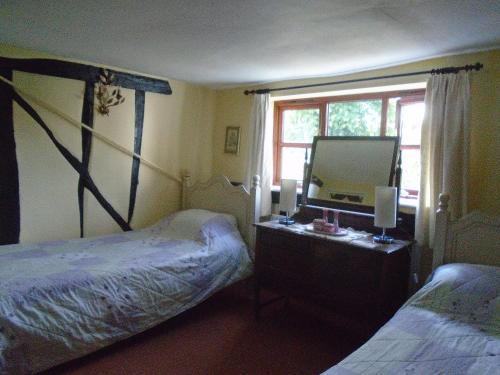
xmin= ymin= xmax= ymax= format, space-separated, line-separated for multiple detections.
xmin=323 ymin=263 xmax=500 ymax=375
xmin=0 ymin=209 xmax=252 ymax=374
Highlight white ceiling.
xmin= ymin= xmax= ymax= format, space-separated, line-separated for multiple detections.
xmin=1 ymin=0 xmax=499 ymax=87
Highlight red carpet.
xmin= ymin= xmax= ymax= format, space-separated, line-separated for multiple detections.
xmin=45 ymin=281 xmax=363 ymax=375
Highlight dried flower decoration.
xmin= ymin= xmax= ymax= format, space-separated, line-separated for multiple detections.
xmin=95 ymin=69 xmax=125 ymax=116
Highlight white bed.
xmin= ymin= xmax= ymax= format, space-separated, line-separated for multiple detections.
xmin=0 ymin=174 xmax=261 ymax=374
xmin=323 ymin=193 xmax=500 ymax=375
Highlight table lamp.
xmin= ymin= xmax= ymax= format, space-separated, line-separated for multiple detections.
xmin=374 ymin=186 xmax=397 ymax=243
xmin=279 ymin=179 xmax=297 ymax=225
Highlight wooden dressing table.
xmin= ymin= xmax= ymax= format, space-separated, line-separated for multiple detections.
xmin=254 ymin=220 xmax=412 ymax=333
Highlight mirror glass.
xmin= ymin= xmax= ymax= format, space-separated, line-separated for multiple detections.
xmin=305 ymin=136 xmax=399 ymax=209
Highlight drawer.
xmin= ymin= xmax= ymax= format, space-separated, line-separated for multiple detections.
xmin=258 ymin=228 xmax=311 ymax=253
xmin=312 ymin=241 xmax=382 ymax=288
xmin=258 ymin=243 xmax=313 ymax=275
xmin=258 ymin=265 xmax=313 ymax=296
xmin=257 ymin=229 xmax=313 ymax=275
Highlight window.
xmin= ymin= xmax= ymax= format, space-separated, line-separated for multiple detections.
xmin=397 ymin=98 xmax=425 ymax=200
xmin=274 ymin=90 xmax=425 ymax=199
xmin=275 ymin=105 xmax=320 ymax=183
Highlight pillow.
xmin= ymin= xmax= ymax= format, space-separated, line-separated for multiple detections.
xmin=198 ymin=213 xmax=242 ymax=244
xmin=147 ymin=209 xmax=239 ymax=244
xmin=405 ymin=263 xmax=500 ymax=318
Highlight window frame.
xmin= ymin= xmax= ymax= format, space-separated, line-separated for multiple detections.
xmin=274 ymin=102 xmax=323 ymax=185
xmin=395 ymin=95 xmax=426 ymax=199
xmin=273 ymin=89 xmax=425 ymax=186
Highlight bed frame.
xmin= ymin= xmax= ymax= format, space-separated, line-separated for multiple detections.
xmin=434 ymin=193 xmax=500 ymax=269
xmin=181 ymin=172 xmax=261 ymax=252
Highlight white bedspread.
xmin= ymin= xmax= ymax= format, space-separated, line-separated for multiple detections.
xmin=0 ymin=209 xmax=252 ymax=374
xmin=323 ymin=263 xmax=500 ymax=375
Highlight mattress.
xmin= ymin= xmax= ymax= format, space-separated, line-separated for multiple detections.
xmin=0 ymin=209 xmax=252 ymax=374
xmin=322 ymin=263 xmax=500 ymax=375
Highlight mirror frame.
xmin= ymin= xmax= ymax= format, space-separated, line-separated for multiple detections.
xmin=303 ymin=136 xmax=401 ymax=213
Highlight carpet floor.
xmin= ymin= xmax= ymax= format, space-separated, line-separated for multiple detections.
xmin=45 ymin=282 xmax=364 ymax=375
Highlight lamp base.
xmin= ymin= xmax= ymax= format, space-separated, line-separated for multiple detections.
xmin=279 ymin=217 xmax=295 ymax=225
xmin=373 ymin=234 xmax=394 ymax=244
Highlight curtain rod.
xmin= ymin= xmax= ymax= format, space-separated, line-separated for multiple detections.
xmin=243 ymin=62 xmax=483 ymax=95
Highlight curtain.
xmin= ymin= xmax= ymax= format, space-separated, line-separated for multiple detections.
xmin=415 ymin=72 xmax=470 ymax=270
xmin=245 ymin=93 xmax=272 ymax=218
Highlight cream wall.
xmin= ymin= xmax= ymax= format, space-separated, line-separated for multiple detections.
xmin=213 ymin=49 xmax=500 ymax=216
xmin=3 ymin=43 xmax=498 ymax=246
xmin=1 ymin=44 xmax=216 ymax=243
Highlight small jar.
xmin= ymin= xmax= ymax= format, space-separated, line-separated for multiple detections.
xmin=313 ymin=218 xmax=325 ymax=232
xmin=323 ymin=222 xmax=336 ymax=233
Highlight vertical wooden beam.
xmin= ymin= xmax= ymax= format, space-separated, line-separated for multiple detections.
xmin=0 ymin=59 xmax=172 ymax=241
xmin=0 ymin=69 xmax=20 ymax=244
xmin=127 ymin=90 xmax=145 ymax=224
xmin=12 ymin=91 xmax=132 ymax=232
xmin=78 ymin=81 xmax=95 ymax=237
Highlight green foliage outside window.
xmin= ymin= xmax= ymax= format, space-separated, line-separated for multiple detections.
xmin=327 ymin=100 xmax=382 ymax=136
xmin=283 ymin=109 xmax=320 ymax=143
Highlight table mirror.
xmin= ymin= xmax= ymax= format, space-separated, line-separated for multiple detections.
xmin=303 ymin=136 xmax=400 ymax=212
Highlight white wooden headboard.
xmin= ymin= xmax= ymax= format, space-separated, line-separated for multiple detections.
xmin=433 ymin=193 xmax=500 ymax=269
xmin=181 ymin=173 xmax=261 ymax=252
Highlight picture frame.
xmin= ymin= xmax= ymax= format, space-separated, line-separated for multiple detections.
xmin=224 ymin=126 xmax=240 ymax=154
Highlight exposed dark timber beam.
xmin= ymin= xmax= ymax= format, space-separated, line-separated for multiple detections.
xmin=0 ymin=57 xmax=172 ymax=94
xmin=128 ymin=90 xmax=146 ymax=224
xmin=7 ymin=84 xmax=132 ymax=232
xmin=244 ymin=62 xmax=484 ymax=95
xmin=0 ymin=57 xmax=172 ymax=242
xmin=0 ymin=68 xmax=20 ymax=245
xmin=78 ymin=81 xmax=95 ymax=238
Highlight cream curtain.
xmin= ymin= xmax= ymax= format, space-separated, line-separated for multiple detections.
xmin=415 ymin=72 xmax=471 ymax=269
xmin=245 ymin=93 xmax=272 ymax=217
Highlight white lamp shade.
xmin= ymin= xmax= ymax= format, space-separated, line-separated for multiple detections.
xmin=374 ymin=186 xmax=397 ymax=228
xmin=279 ymin=179 xmax=297 ymax=213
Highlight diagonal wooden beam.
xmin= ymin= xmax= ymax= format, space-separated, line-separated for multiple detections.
xmin=8 ymin=84 xmax=132 ymax=232
xmin=0 ymin=75 xmax=181 ymax=183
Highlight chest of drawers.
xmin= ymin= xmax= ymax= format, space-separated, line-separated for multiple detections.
xmin=254 ymin=221 xmax=412 ymax=331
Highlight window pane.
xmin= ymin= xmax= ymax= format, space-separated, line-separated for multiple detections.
xmin=386 ymin=98 xmax=399 ymax=136
xmin=281 ymin=147 xmax=310 ymax=181
xmin=400 ymin=102 xmax=425 ymax=145
xmin=282 ymin=108 xmax=320 ymax=143
xmin=401 ymin=148 xmax=420 ymax=196
xmin=327 ymin=99 xmax=382 ymax=136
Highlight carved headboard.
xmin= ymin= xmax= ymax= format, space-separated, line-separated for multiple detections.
xmin=433 ymin=194 xmax=500 ymax=269
xmin=181 ymin=173 xmax=261 ymax=252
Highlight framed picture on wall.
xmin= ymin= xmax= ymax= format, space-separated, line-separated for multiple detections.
xmin=224 ymin=126 xmax=240 ymax=154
